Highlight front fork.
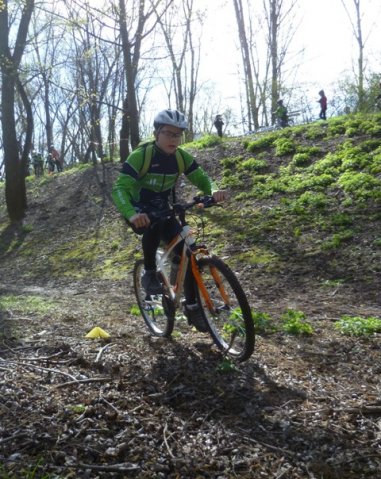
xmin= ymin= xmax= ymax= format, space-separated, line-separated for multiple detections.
xmin=190 ymin=253 xmax=230 ymax=312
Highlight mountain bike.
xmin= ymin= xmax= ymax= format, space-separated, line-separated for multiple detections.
xmin=133 ymin=196 xmax=255 ymax=362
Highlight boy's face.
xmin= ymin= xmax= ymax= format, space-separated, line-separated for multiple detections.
xmin=155 ymin=125 xmax=183 ymax=154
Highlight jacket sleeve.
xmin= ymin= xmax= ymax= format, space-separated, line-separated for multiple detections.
xmin=112 ymin=149 xmax=144 ymax=220
xmin=112 ymin=173 xmax=139 ymax=220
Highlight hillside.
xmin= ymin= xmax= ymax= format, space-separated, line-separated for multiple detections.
xmin=0 ymin=114 xmax=380 ymax=478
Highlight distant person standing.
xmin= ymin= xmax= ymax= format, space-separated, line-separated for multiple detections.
xmin=46 ymin=153 xmax=55 ymax=174
xmin=50 ymin=145 xmax=63 ymax=172
xmin=275 ymin=99 xmax=289 ymax=127
xmin=318 ymin=90 xmax=327 ymax=120
xmin=376 ymin=80 xmax=381 ymax=106
xmin=213 ymin=114 xmax=224 ymax=138
xmin=32 ymin=150 xmax=44 ymax=177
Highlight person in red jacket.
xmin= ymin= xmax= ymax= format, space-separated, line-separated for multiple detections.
xmin=50 ymin=145 xmax=63 ymax=172
xmin=318 ymin=90 xmax=327 ymax=120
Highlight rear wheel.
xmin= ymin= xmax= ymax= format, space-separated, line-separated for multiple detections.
xmin=133 ymin=260 xmax=174 ymax=337
xmin=195 ymin=256 xmax=255 ymax=362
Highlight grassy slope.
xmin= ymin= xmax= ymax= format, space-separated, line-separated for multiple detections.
xmin=0 ymin=113 xmax=380 ymax=305
xmin=189 ymin=113 xmax=381 ymax=302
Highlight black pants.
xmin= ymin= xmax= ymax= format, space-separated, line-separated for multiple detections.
xmin=142 ymin=215 xmax=182 ymax=270
xmin=55 ymin=160 xmax=63 ymax=172
xmin=134 ymin=213 xmax=196 ymax=303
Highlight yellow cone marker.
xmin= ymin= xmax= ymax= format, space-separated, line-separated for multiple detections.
xmin=85 ymin=326 xmax=110 ymax=339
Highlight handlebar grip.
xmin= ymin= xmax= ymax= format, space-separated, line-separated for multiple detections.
xmin=193 ymin=195 xmax=216 ymax=207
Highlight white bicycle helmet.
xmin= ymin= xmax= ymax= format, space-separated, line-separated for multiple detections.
xmin=154 ymin=109 xmax=188 ymax=130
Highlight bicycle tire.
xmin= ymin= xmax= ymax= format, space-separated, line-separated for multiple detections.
xmin=133 ymin=260 xmax=174 ymax=337
xmin=195 ymin=256 xmax=255 ymax=362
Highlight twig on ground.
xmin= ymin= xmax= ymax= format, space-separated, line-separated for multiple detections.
xmin=95 ymin=343 xmax=114 ymax=362
xmin=100 ymin=395 xmax=121 ymax=415
xmin=75 ymin=463 xmax=140 ymax=472
xmin=0 ymin=359 xmax=78 ymax=382
xmin=236 ymin=428 xmax=295 ymax=457
xmin=53 ymin=377 xmax=111 ymax=389
xmin=163 ymin=422 xmax=175 ymax=458
xmin=300 ymin=405 xmax=381 ymax=416
xmin=276 ymin=465 xmax=293 ymax=479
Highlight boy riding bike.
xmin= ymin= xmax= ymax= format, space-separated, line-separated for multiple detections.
xmin=112 ymin=109 xmax=226 ymax=332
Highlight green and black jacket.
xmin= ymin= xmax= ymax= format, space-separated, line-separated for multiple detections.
xmin=112 ymin=142 xmax=217 ymax=220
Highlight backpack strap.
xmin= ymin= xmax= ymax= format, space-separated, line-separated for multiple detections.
xmin=138 ymin=143 xmax=185 ymax=179
xmin=138 ymin=143 xmax=154 ymax=179
xmin=175 ymin=150 xmax=185 ymax=175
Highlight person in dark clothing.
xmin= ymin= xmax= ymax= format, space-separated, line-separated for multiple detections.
xmin=213 ymin=114 xmax=224 ymax=137
xmin=275 ymin=100 xmax=289 ymax=127
xmin=32 ymin=151 xmax=44 ymax=177
xmin=318 ymin=90 xmax=328 ymax=120
xmin=376 ymin=80 xmax=381 ymax=104
xmin=46 ymin=153 xmax=55 ymax=174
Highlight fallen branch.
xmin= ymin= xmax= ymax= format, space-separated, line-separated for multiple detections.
xmin=300 ymin=405 xmax=381 ymax=416
xmin=95 ymin=343 xmax=114 ymax=363
xmin=75 ymin=463 xmax=140 ymax=473
xmin=53 ymin=377 xmax=111 ymax=389
xmin=100 ymin=395 xmax=121 ymax=415
xmin=0 ymin=359 xmax=78 ymax=382
xmin=236 ymin=428 xmax=295 ymax=457
xmin=163 ymin=422 xmax=175 ymax=458
xmin=276 ymin=465 xmax=293 ymax=479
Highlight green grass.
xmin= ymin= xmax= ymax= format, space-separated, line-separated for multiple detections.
xmin=218 ymin=113 xmax=381 ymax=268
xmin=281 ymin=309 xmax=314 ymax=335
xmin=0 ymin=295 xmax=57 ymax=315
xmin=252 ymin=311 xmax=275 ymax=333
xmin=184 ymin=134 xmax=223 ymax=149
xmin=130 ymin=304 xmax=141 ymax=316
xmin=334 ymin=315 xmax=381 ymax=336
xmin=216 ymin=357 xmax=237 ymax=373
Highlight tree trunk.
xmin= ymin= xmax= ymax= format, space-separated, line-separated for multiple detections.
xmin=269 ymin=0 xmax=279 ymax=124
xmin=0 ymin=0 xmax=34 ymax=221
xmin=120 ymin=95 xmax=130 ymax=162
xmin=17 ymin=78 xmax=34 ymax=178
xmin=1 ymin=75 xmax=27 ymax=220
xmin=340 ymin=0 xmax=366 ymax=111
xmin=233 ymin=0 xmax=259 ymax=130
xmin=119 ymin=0 xmax=140 ymax=150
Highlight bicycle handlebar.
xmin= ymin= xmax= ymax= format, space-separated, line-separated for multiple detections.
xmin=178 ymin=195 xmax=217 ymax=212
xmin=148 ymin=195 xmax=217 ymax=223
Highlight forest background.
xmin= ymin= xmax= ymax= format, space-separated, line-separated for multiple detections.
xmin=0 ymin=0 xmax=381 ymax=221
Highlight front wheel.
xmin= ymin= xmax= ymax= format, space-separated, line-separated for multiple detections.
xmin=133 ymin=260 xmax=174 ymax=337
xmin=195 ymin=256 xmax=255 ymax=362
